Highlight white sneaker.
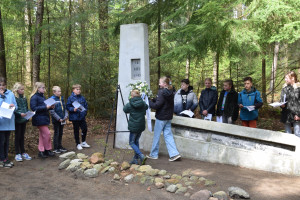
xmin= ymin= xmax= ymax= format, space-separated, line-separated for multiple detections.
xmin=81 ymin=142 xmax=90 ymax=148
xmin=77 ymin=144 xmax=83 ymax=150
xmin=15 ymin=154 xmax=23 ymax=162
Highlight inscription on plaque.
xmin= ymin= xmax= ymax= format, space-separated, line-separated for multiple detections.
xmin=131 ymin=59 xmax=141 ymax=80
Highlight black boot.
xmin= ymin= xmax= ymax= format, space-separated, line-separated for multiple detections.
xmin=45 ymin=150 xmax=55 ymax=157
xmin=38 ymin=151 xmax=48 ymax=158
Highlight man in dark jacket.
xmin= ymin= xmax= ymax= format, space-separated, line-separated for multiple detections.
xmin=147 ymin=77 xmax=181 ymax=162
xmin=123 ymin=90 xmax=148 ymax=165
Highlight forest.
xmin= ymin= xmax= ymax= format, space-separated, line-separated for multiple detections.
xmin=0 ymin=0 xmax=299 ymax=118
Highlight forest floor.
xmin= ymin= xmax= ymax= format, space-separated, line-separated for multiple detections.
xmin=2 ymin=114 xmax=300 ymax=200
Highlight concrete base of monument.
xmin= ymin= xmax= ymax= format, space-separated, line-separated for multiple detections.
xmin=139 ymin=112 xmax=300 ymax=176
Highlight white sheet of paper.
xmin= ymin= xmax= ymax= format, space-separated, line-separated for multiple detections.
xmin=204 ymin=113 xmax=212 ymax=121
xmin=0 ymin=102 xmax=15 ymax=119
xmin=269 ymin=102 xmax=287 ymax=108
xmin=44 ymin=98 xmax=60 ymax=107
xmin=245 ymin=106 xmax=255 ymax=111
xmin=72 ymin=101 xmax=86 ymax=112
xmin=23 ymin=111 xmax=35 ymax=120
xmin=180 ymin=110 xmax=194 ymax=118
xmin=216 ymin=116 xmax=223 ymax=123
xmin=1 ymin=102 xmax=10 ymax=109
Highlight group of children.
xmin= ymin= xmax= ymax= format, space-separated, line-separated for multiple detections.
xmin=175 ymin=71 xmax=299 ymax=135
xmin=0 ymin=78 xmax=90 ymax=168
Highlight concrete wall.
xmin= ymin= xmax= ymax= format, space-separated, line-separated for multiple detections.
xmin=116 ymin=23 xmax=150 ymax=149
xmin=140 ymin=112 xmax=300 ymax=176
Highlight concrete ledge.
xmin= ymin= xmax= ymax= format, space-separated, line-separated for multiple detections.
xmin=139 ymin=112 xmax=300 ymax=176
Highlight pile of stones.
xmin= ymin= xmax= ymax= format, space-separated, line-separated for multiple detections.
xmin=58 ymin=152 xmax=250 ymax=200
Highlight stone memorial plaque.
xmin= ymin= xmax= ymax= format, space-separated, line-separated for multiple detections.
xmin=131 ymin=59 xmax=141 ymax=79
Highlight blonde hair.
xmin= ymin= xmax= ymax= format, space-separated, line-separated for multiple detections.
xmin=131 ymin=89 xmax=141 ymax=97
xmin=204 ymin=78 xmax=212 ymax=83
xmin=72 ymin=84 xmax=81 ymax=90
xmin=30 ymin=82 xmax=45 ymax=98
xmin=160 ymin=76 xmax=173 ymax=90
xmin=286 ymin=71 xmax=298 ymax=82
xmin=52 ymin=86 xmax=61 ymax=92
xmin=12 ymin=82 xmax=25 ymax=97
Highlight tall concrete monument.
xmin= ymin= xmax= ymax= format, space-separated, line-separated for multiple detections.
xmin=115 ymin=23 xmax=150 ymax=149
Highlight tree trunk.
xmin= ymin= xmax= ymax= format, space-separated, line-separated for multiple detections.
xmin=32 ymin=0 xmax=44 ymax=84
xmin=24 ymin=0 xmax=33 ymax=87
xmin=212 ymin=52 xmax=219 ymax=88
xmin=98 ymin=0 xmax=109 ymax=113
xmin=185 ymin=55 xmax=190 ymax=79
xmin=46 ymin=1 xmax=51 ymax=96
xmin=262 ymin=52 xmax=267 ymax=104
xmin=269 ymin=42 xmax=280 ymax=102
xmin=236 ymin=63 xmax=239 ymax=92
xmin=79 ymin=0 xmax=86 ymax=56
xmin=283 ymin=43 xmax=288 ymax=74
xmin=0 ymin=8 xmax=7 ymax=79
xmin=66 ymin=0 xmax=72 ymax=98
xmin=157 ymin=0 xmax=161 ymax=89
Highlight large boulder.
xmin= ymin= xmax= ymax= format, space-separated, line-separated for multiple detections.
xmin=213 ymin=191 xmax=228 ymax=200
xmin=84 ymin=168 xmax=99 ymax=178
xmin=228 ymin=186 xmax=250 ymax=199
xmin=124 ymin=174 xmax=134 ymax=183
xmin=166 ymin=185 xmax=178 ymax=193
xmin=58 ymin=159 xmax=71 ymax=170
xmin=59 ymin=152 xmax=76 ymax=161
xmin=190 ymin=189 xmax=212 ymax=200
xmin=89 ymin=152 xmax=104 ymax=164
xmin=120 ymin=161 xmax=130 ymax=170
xmin=66 ymin=162 xmax=82 ymax=172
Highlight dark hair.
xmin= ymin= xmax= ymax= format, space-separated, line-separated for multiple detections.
xmin=243 ymin=77 xmax=252 ymax=83
xmin=0 ymin=77 xmax=6 ymax=85
xmin=224 ymin=79 xmax=235 ymax=90
xmin=181 ymin=79 xmax=190 ymax=85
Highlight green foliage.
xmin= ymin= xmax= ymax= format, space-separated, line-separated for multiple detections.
xmin=0 ymin=0 xmax=299 ymax=119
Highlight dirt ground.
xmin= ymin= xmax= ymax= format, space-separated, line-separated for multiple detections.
xmin=2 ymin=121 xmax=300 ymax=200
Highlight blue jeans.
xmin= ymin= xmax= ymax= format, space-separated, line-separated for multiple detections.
xmin=129 ymin=132 xmax=143 ymax=159
xmin=150 ymin=119 xmax=179 ymax=158
xmin=285 ymin=122 xmax=300 ymax=137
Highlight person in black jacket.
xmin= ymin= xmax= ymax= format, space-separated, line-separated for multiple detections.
xmin=30 ymin=82 xmax=55 ymax=158
xmin=147 ymin=76 xmax=181 ymax=162
xmin=216 ymin=80 xmax=239 ymax=124
xmin=199 ymin=78 xmax=218 ymax=119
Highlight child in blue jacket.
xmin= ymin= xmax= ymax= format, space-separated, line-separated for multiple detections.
xmin=0 ymin=77 xmax=17 ymax=168
xmin=66 ymin=84 xmax=89 ymax=150
xmin=238 ymin=77 xmax=263 ymax=128
xmin=50 ymin=86 xmax=68 ymax=154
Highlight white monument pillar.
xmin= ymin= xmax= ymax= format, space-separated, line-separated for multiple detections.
xmin=115 ymin=23 xmax=150 ymax=149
